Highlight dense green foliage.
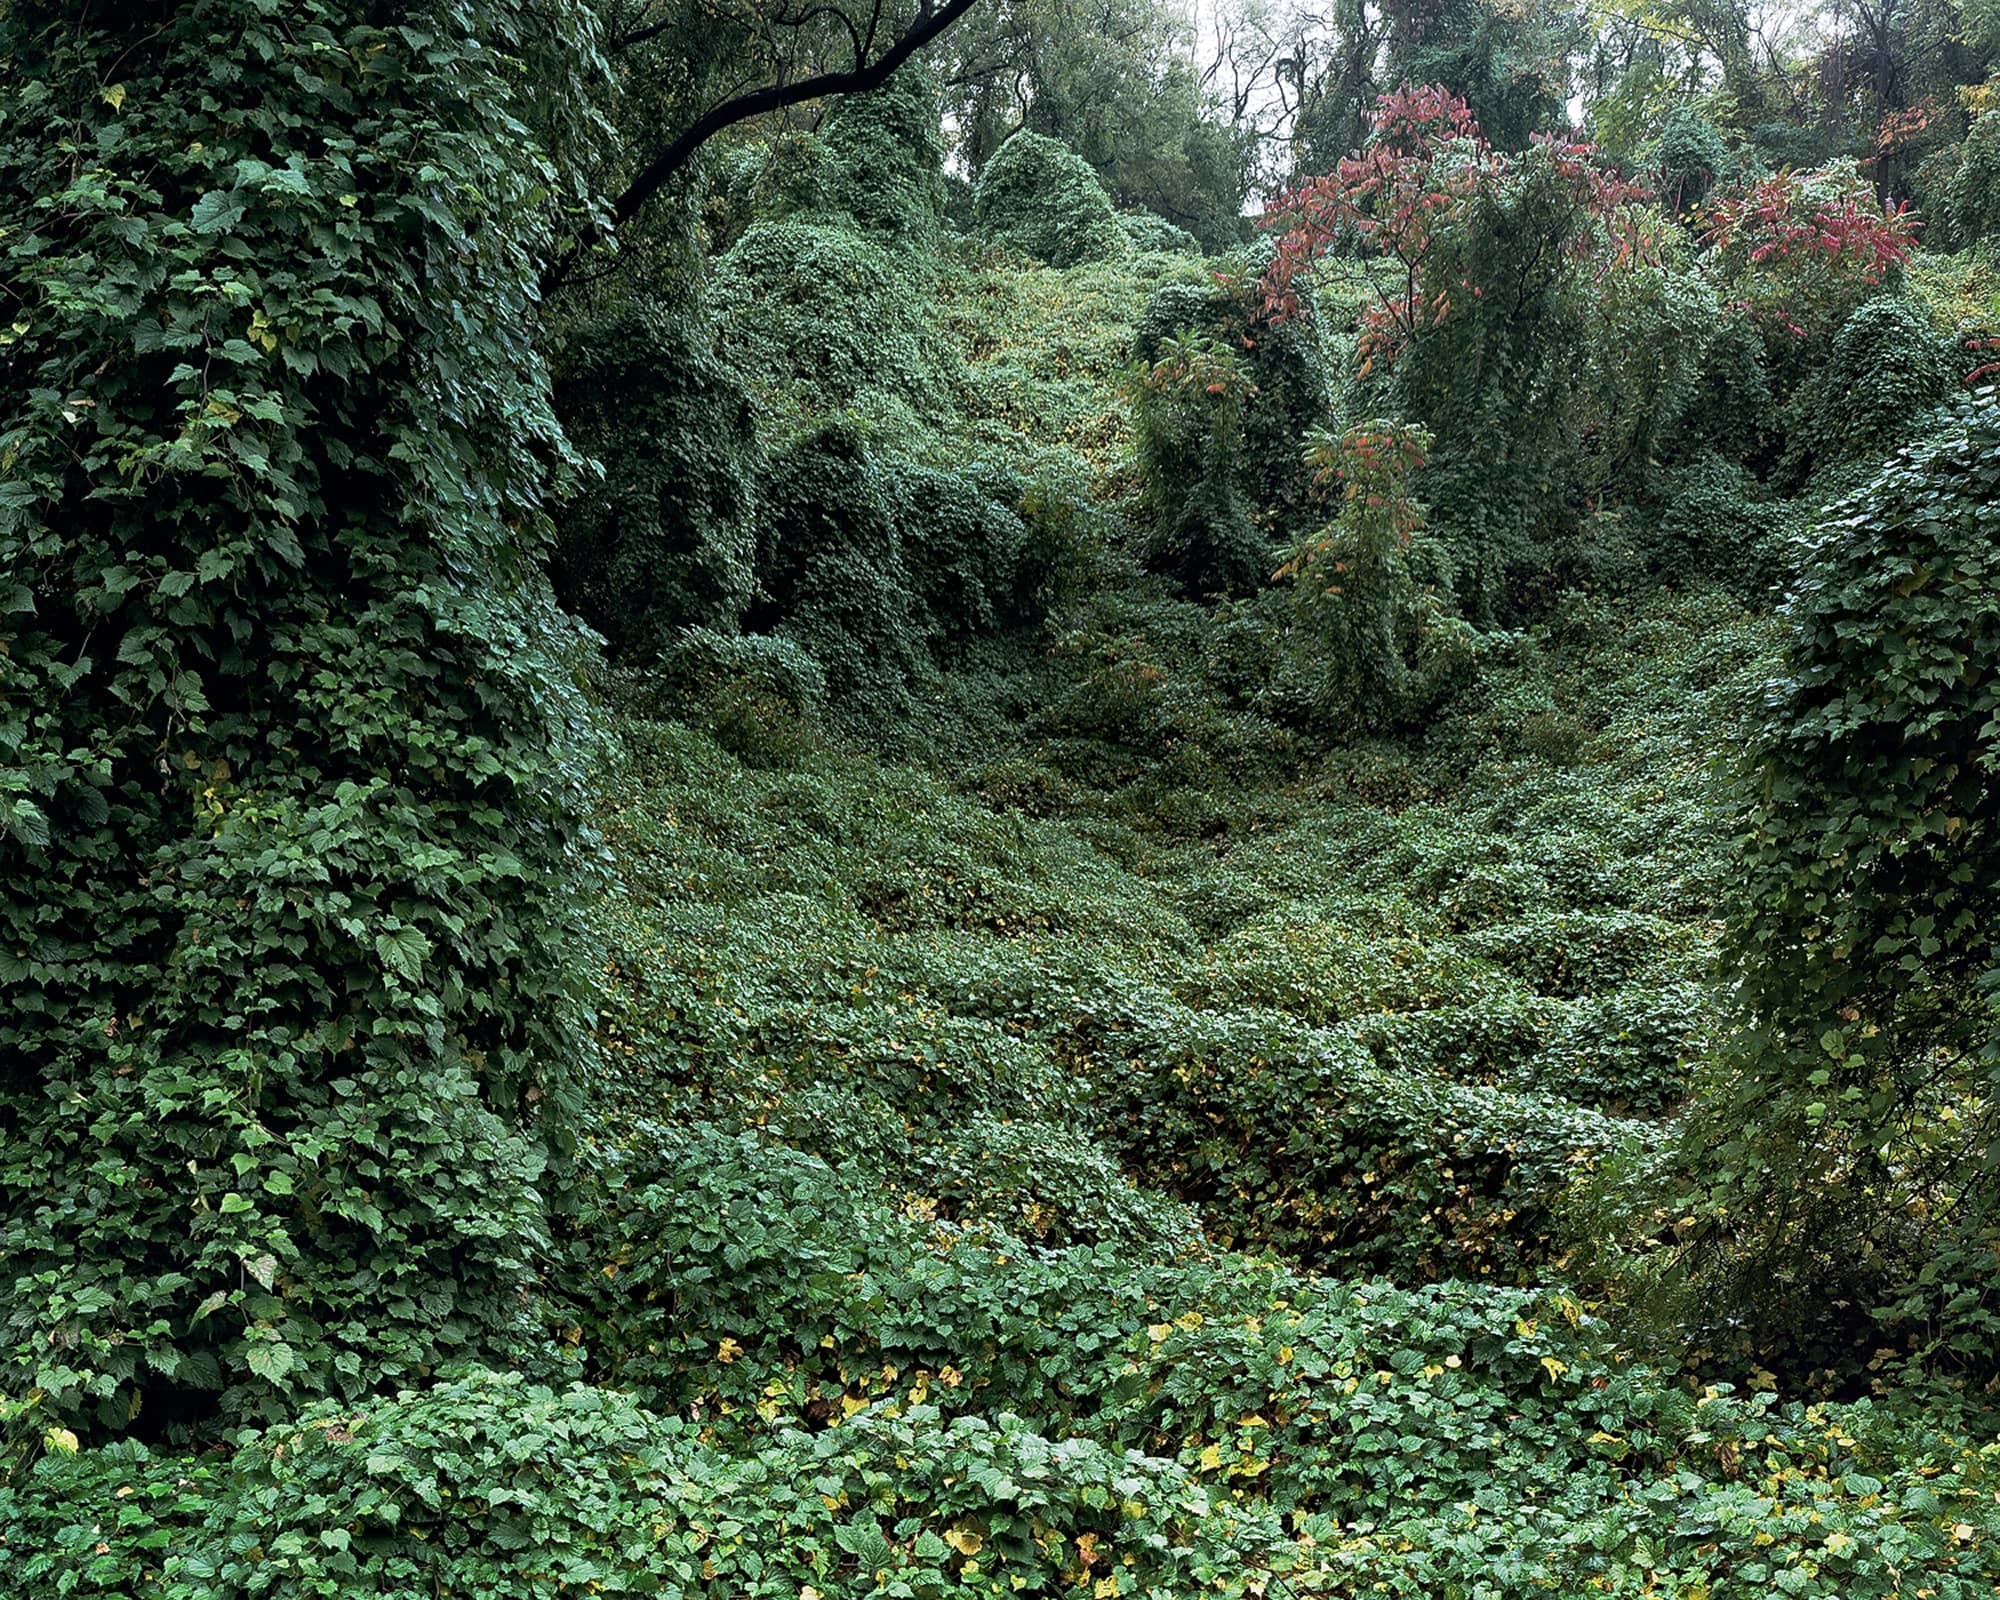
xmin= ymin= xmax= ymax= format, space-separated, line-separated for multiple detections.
xmin=1385 ymin=0 xmax=1577 ymax=150
xmin=1603 ymin=388 xmax=2000 ymax=1383
xmin=974 ymin=132 xmax=1131 ymax=268
xmin=10 ymin=0 xmax=2000 ymax=1587
xmin=19 ymin=579 xmax=2000 ymax=1596
xmin=0 ymin=0 xmax=596 ymax=1442
xmin=551 ymin=308 xmax=760 ymax=652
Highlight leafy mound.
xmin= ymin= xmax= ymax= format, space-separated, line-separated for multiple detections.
xmin=975 ymin=132 xmax=1131 ymax=268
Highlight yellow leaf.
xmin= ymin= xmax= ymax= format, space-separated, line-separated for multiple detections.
xmin=944 ymin=1524 xmax=983 ymax=1556
xmin=102 ymin=84 xmax=126 ymax=111
xmin=43 ymin=1427 xmax=79 ymax=1455
xmin=1540 ymin=1356 xmax=1568 ymax=1381
xmin=1199 ymin=1444 xmax=1223 ymax=1470
xmin=716 ymin=1337 xmax=742 ymax=1364
xmin=1148 ymin=1323 xmax=1172 ymax=1343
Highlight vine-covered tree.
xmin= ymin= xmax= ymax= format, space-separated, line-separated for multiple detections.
xmin=0 ymin=0 xmax=600 ymax=1440
xmin=1621 ymin=388 xmax=2000 ymax=1378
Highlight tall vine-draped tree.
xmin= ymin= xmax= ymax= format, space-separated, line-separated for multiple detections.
xmin=1654 ymin=389 xmax=2000 ymax=1378
xmin=1379 ymin=0 xmax=1584 ymax=150
xmin=0 ymin=0 xmax=602 ymax=1441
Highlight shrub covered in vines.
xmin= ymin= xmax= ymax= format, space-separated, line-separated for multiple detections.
xmin=639 ymin=627 xmax=829 ymax=768
xmin=746 ymin=428 xmax=1040 ymax=737
xmin=1140 ymin=253 xmax=1330 ymax=524
xmin=1273 ymin=421 xmax=1474 ymax=732
xmin=1649 ymin=453 xmax=1799 ymax=591
xmin=1129 ymin=258 xmax=1330 ymax=596
xmin=1120 ymin=208 xmax=1203 ymax=255
xmin=1579 ymin=244 xmax=1718 ymax=498
xmin=750 ymin=427 xmax=933 ymax=732
xmin=888 ymin=463 xmax=1031 ymax=647
xmin=1651 ymin=107 xmax=1730 ymax=216
xmin=1128 ymin=329 xmax=1266 ymax=595
xmin=549 ymin=307 xmax=759 ymax=655
xmin=974 ymin=131 xmax=1131 ymax=267
xmin=709 ymin=79 xmax=958 ymax=442
xmin=1780 ymin=295 xmax=1958 ymax=492
xmin=713 ymin=218 xmax=960 ymax=436
xmin=1670 ymin=305 xmax=1777 ymax=465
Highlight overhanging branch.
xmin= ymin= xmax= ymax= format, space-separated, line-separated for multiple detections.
xmin=546 ymin=0 xmax=983 ymax=291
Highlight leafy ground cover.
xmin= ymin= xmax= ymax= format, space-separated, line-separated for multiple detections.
xmin=15 ymin=585 xmax=2000 ymax=1598
xmin=9 ymin=28 xmax=1999 ymax=1587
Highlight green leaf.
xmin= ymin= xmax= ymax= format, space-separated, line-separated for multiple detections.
xmin=374 ymin=925 xmax=430 ymax=983
xmin=189 ymin=190 xmax=247 ymax=235
xmin=244 ymin=1339 xmax=294 ymax=1382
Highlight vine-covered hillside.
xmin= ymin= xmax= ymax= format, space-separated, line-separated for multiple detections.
xmin=4 ymin=1 xmax=1999 ymax=1596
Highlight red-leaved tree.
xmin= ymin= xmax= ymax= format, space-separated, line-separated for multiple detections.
xmin=1699 ymin=165 xmax=1918 ymax=343
xmin=1261 ymin=87 xmax=1652 ymax=375
xmin=1257 ymin=87 xmax=1675 ymax=620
